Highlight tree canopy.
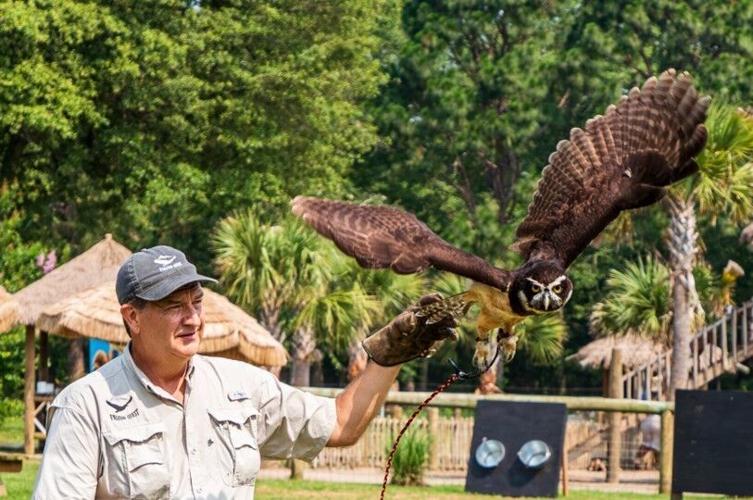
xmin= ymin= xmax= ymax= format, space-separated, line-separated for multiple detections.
xmin=2 ymin=0 xmax=753 ymax=394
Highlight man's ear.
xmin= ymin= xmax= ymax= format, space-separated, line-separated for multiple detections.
xmin=120 ymin=304 xmax=141 ymax=336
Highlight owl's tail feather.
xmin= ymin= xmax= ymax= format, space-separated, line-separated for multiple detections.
xmin=415 ymin=291 xmax=475 ymax=325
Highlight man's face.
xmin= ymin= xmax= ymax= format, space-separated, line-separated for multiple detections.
xmin=129 ymin=284 xmax=205 ymax=361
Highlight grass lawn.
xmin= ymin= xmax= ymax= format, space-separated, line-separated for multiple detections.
xmin=1 ymin=462 xmax=739 ymax=500
xmin=0 ymin=461 xmax=37 ymax=500
xmin=0 ymin=416 xmax=24 ymax=446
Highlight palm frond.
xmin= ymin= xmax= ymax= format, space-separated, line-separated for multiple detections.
xmin=693 ymin=105 xmax=753 ymax=225
xmin=517 ymin=314 xmax=568 ymax=365
xmin=589 ymin=256 xmax=671 ymax=341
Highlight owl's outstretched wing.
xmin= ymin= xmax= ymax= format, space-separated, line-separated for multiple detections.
xmin=291 ymin=196 xmax=512 ymax=290
xmin=513 ymin=69 xmax=709 ymax=267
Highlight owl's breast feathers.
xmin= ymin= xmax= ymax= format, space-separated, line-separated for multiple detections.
xmin=416 ymin=282 xmax=525 ymax=334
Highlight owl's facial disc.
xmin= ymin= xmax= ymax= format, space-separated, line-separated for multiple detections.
xmin=518 ymin=275 xmax=571 ymax=314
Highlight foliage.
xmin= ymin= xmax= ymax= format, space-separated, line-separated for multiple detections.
xmin=516 ymin=314 xmax=568 ymax=365
xmin=692 ymin=106 xmax=753 ymax=224
xmin=590 ymin=256 xmax=672 ymax=341
xmin=388 ymin=427 xmax=430 ymax=487
xmin=0 ymin=0 xmax=393 ymax=267
xmin=3 ymin=1 xmax=753 ymax=393
xmin=356 ymin=1 xmax=565 ymax=258
xmin=0 ymin=184 xmax=46 ymax=291
xmin=588 ymin=255 xmax=727 ymax=343
xmin=0 ymin=329 xmax=26 ymax=401
xmin=212 ymin=210 xmax=424 ymax=373
xmin=0 ymin=397 xmax=23 ymax=422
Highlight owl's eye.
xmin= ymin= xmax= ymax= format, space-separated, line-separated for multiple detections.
xmin=531 ymin=284 xmax=541 ymax=293
xmin=552 ymin=285 xmax=562 ymax=293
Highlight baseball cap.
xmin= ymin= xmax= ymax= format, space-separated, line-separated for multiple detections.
xmin=116 ymin=245 xmax=217 ymax=304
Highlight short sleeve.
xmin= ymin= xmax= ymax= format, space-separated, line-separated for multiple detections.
xmin=256 ymin=376 xmax=337 ymax=462
xmin=33 ymin=404 xmax=99 ymax=499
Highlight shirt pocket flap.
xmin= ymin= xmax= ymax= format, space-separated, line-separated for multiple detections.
xmin=208 ymin=406 xmax=258 ymax=426
xmin=104 ymin=422 xmax=165 ymax=446
xmin=208 ymin=407 xmax=259 ymax=450
xmin=103 ymin=423 xmax=165 ymax=472
xmin=229 ymin=426 xmax=258 ymax=450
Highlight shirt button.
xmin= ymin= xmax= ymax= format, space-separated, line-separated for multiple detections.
xmin=191 ymin=448 xmax=198 ymax=455
xmin=196 ymin=487 xmax=203 ymax=494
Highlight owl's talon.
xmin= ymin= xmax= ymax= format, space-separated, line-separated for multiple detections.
xmin=500 ymin=335 xmax=518 ymax=363
xmin=449 ymin=348 xmax=500 ymax=381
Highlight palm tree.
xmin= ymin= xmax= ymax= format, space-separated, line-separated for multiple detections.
xmin=333 ymin=263 xmax=425 ymax=383
xmin=667 ymin=105 xmax=753 ymax=397
xmin=590 ymin=256 xmax=674 ymax=343
xmin=212 ymin=210 xmax=377 ymax=386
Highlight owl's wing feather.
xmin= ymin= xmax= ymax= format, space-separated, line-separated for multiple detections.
xmin=291 ymin=196 xmax=512 ymax=290
xmin=514 ymin=69 xmax=709 ymax=267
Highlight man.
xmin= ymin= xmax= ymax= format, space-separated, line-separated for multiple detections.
xmin=33 ymin=245 xmax=454 ymax=498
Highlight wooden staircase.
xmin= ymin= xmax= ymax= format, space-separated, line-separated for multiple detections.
xmin=622 ymin=299 xmax=753 ymax=400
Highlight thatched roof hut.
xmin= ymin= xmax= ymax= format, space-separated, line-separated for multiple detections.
xmin=0 ymin=234 xmax=131 ymax=331
xmin=0 ymin=286 xmax=19 ymax=334
xmin=567 ymin=334 xmax=667 ymax=370
xmin=37 ymin=281 xmax=287 ymax=367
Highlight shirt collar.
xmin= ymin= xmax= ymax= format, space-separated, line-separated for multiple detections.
xmin=123 ymin=342 xmax=196 ymax=402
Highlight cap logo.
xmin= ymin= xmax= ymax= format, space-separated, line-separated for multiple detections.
xmin=153 ymin=255 xmax=183 ymax=272
xmin=154 ymin=255 xmax=176 ymax=266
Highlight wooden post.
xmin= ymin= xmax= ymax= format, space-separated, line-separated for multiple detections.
xmin=607 ymin=348 xmax=622 ymax=483
xmin=561 ymin=425 xmax=569 ymax=496
xmin=24 ymin=325 xmax=36 ymax=456
xmin=39 ymin=330 xmax=49 ymax=382
xmin=732 ymin=309 xmax=738 ymax=361
xmin=289 ymin=459 xmax=307 ymax=480
xmin=389 ymin=405 xmax=403 ymax=420
xmin=427 ymin=408 xmax=439 ymax=470
xmin=660 ymin=409 xmax=674 ymax=494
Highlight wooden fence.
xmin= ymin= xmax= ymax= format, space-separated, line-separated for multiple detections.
xmin=316 ymin=412 xmax=628 ymax=472
xmin=316 ymin=413 xmax=475 ymax=470
xmin=305 ymin=388 xmax=675 ymax=493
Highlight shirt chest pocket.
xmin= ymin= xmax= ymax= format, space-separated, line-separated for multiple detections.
xmin=103 ymin=423 xmax=170 ymax=499
xmin=208 ymin=406 xmax=260 ymax=487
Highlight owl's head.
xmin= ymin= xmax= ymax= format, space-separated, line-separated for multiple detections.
xmin=511 ymin=261 xmax=572 ymax=315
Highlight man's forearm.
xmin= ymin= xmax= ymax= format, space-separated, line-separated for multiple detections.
xmin=327 ymin=361 xmax=400 ymax=447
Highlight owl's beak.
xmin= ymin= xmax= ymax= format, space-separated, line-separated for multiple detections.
xmin=543 ymin=293 xmax=551 ymax=311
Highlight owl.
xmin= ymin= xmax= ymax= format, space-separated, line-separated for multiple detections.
xmin=291 ymin=69 xmax=709 ymax=370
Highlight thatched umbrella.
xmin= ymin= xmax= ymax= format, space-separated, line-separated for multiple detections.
xmin=37 ymin=281 xmax=288 ymax=367
xmin=0 ymin=286 xmax=19 ymax=334
xmin=0 ymin=234 xmax=132 ymax=454
xmin=3 ymin=234 xmax=131 ymax=329
xmin=567 ymin=334 xmax=666 ymax=370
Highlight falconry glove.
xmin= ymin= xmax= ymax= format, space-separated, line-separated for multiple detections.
xmin=362 ymin=294 xmax=457 ymax=366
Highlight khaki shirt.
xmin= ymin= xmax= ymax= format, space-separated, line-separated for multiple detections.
xmin=33 ymin=345 xmax=336 ymax=499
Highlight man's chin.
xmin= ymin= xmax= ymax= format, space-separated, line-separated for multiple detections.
xmin=173 ymin=333 xmax=201 ymax=356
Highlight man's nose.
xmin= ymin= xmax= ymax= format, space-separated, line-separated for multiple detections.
xmin=182 ymin=304 xmax=201 ymax=324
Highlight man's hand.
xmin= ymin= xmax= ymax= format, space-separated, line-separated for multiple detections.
xmin=362 ymin=294 xmax=458 ymax=366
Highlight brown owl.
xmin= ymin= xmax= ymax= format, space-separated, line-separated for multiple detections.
xmin=291 ymin=69 xmax=709 ymax=370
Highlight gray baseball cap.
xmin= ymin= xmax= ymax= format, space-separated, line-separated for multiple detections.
xmin=116 ymin=245 xmax=217 ymax=304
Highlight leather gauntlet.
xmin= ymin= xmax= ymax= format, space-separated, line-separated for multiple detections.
xmin=362 ymin=294 xmax=457 ymax=366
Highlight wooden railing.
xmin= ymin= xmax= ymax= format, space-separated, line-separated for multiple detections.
xmin=304 ymin=388 xmax=676 ymax=492
xmin=622 ymin=299 xmax=753 ymax=400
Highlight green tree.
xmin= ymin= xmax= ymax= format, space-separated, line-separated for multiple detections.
xmin=0 ymin=0 xmax=393 ymax=267
xmin=213 ymin=211 xmax=381 ymax=386
xmin=666 ymin=106 xmax=753 ymax=395
xmin=355 ymin=1 xmax=565 ymax=258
